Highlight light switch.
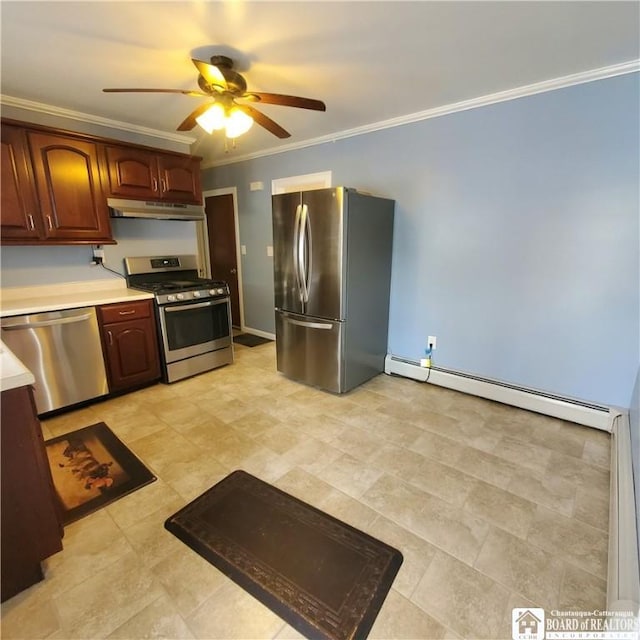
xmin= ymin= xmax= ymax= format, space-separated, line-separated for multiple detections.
xmin=267 ymin=245 xmax=273 ymax=257
xmin=241 ymin=245 xmax=247 ymax=255
xmin=250 ymin=181 xmax=264 ymax=191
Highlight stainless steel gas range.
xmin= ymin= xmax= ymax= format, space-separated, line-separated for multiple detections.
xmin=125 ymin=255 xmax=233 ymax=383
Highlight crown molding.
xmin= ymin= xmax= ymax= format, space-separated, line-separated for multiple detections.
xmin=0 ymin=94 xmax=196 ymax=146
xmin=202 ymin=59 xmax=640 ymax=169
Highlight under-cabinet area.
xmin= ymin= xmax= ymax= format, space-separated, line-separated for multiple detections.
xmin=0 ymin=119 xmax=202 ymax=245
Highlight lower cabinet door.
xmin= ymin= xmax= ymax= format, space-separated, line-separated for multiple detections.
xmin=103 ymin=318 xmax=160 ymax=392
xmin=1 ymin=385 xmax=63 ymax=602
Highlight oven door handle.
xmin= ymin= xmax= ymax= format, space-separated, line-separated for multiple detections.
xmin=164 ymin=299 xmax=225 ymax=312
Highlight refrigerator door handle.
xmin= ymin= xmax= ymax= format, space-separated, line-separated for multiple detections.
xmin=283 ymin=316 xmax=333 ymax=330
xmin=300 ymin=204 xmax=311 ymax=303
xmin=293 ymin=204 xmax=304 ymax=302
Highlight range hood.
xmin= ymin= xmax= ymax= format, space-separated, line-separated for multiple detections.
xmin=108 ymin=198 xmax=205 ymax=221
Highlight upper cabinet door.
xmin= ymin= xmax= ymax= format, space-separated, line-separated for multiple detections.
xmin=27 ymin=131 xmax=113 ymax=242
xmin=104 ymin=146 xmax=160 ymax=200
xmin=0 ymin=124 xmax=41 ymax=240
xmin=157 ymin=155 xmax=202 ymax=204
xmin=104 ymin=146 xmax=202 ymax=204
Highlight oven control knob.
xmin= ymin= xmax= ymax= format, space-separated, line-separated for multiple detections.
xmin=177 ymin=293 xmax=185 ymax=300
xmin=208 ymin=289 xmax=216 ymax=296
xmin=193 ymin=291 xmax=201 ymax=298
xmin=167 ymin=295 xmax=177 ymax=302
xmin=217 ymin=288 xmax=225 ymax=295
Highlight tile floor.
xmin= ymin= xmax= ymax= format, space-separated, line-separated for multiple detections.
xmin=1 ymin=342 xmax=611 ymax=639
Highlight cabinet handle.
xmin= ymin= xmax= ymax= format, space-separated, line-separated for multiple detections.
xmin=118 ymin=310 xmax=136 ymax=316
xmin=107 ymin=330 xmax=113 ymax=346
xmin=160 ymin=178 xmax=167 ymax=192
xmin=46 ymin=215 xmax=53 ymax=230
xmin=27 ymin=214 xmax=35 ymax=230
xmin=152 ymin=177 xmax=158 ymax=192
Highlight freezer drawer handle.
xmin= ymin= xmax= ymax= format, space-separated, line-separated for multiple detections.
xmin=2 ymin=312 xmax=94 ymax=330
xmin=284 ymin=317 xmax=333 ymax=330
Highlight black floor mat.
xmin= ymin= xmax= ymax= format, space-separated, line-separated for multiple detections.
xmin=233 ymin=333 xmax=273 ymax=347
xmin=165 ymin=470 xmax=403 ymax=640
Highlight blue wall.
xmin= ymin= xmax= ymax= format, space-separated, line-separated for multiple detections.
xmin=630 ymin=367 xmax=640 ymax=561
xmin=203 ymin=73 xmax=640 ymax=408
xmin=1 ymin=219 xmax=198 ymax=286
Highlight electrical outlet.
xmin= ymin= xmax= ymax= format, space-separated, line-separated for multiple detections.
xmin=428 ymin=335 xmax=437 ymax=349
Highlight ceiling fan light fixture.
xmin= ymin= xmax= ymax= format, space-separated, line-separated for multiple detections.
xmin=195 ymin=102 xmax=226 ymax=133
xmin=225 ymin=107 xmax=254 ymax=138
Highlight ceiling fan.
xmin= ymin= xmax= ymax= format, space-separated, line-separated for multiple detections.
xmin=103 ymin=55 xmax=326 ymax=139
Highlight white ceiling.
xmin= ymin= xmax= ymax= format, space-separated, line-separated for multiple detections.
xmin=1 ymin=1 xmax=638 ymax=166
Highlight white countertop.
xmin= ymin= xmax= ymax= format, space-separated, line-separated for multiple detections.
xmin=0 ymin=280 xmax=154 ymax=317
xmin=0 ymin=341 xmax=35 ymax=392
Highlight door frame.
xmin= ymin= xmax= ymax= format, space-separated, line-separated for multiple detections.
xmin=197 ymin=187 xmax=245 ymax=331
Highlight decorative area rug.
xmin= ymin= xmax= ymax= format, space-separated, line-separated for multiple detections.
xmin=233 ymin=333 xmax=273 ymax=347
xmin=165 ymin=470 xmax=403 ymax=640
xmin=45 ymin=422 xmax=156 ymax=525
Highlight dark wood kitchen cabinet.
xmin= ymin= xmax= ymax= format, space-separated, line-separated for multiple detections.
xmin=1 ymin=124 xmax=115 ymax=245
xmin=0 ymin=124 xmax=42 ymax=240
xmin=1 ymin=384 xmax=63 ymax=602
xmin=98 ymin=299 xmax=161 ymax=393
xmin=27 ymin=131 xmax=114 ymax=243
xmin=104 ymin=145 xmax=202 ymax=204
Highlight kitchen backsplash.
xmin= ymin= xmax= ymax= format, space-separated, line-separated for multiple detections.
xmin=1 ymin=219 xmax=198 ymax=287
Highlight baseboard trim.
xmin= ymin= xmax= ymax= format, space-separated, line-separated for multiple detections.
xmin=384 ymin=354 xmax=611 ymax=430
xmin=607 ymin=411 xmax=640 ymax=616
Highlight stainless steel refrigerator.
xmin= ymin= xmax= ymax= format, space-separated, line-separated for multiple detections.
xmin=272 ymin=187 xmax=395 ymax=393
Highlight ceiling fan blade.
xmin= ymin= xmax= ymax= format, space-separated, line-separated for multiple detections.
xmin=191 ymin=59 xmax=227 ymax=90
xmin=236 ymin=104 xmax=290 ymax=139
xmin=103 ymin=88 xmax=208 ymax=97
xmin=176 ymin=102 xmax=214 ymax=131
xmin=242 ymin=92 xmax=326 ymax=111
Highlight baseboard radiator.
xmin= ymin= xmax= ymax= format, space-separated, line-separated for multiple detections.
xmin=607 ymin=410 xmax=640 ymax=617
xmin=384 ymin=354 xmax=611 ymax=430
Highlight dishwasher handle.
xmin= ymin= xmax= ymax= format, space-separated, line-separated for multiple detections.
xmin=2 ymin=311 xmax=94 ymax=330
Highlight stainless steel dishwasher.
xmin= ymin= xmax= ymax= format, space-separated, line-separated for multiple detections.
xmin=1 ymin=307 xmax=108 ymax=414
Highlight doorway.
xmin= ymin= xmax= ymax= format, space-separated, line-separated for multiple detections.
xmin=201 ymin=189 xmax=244 ymax=329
